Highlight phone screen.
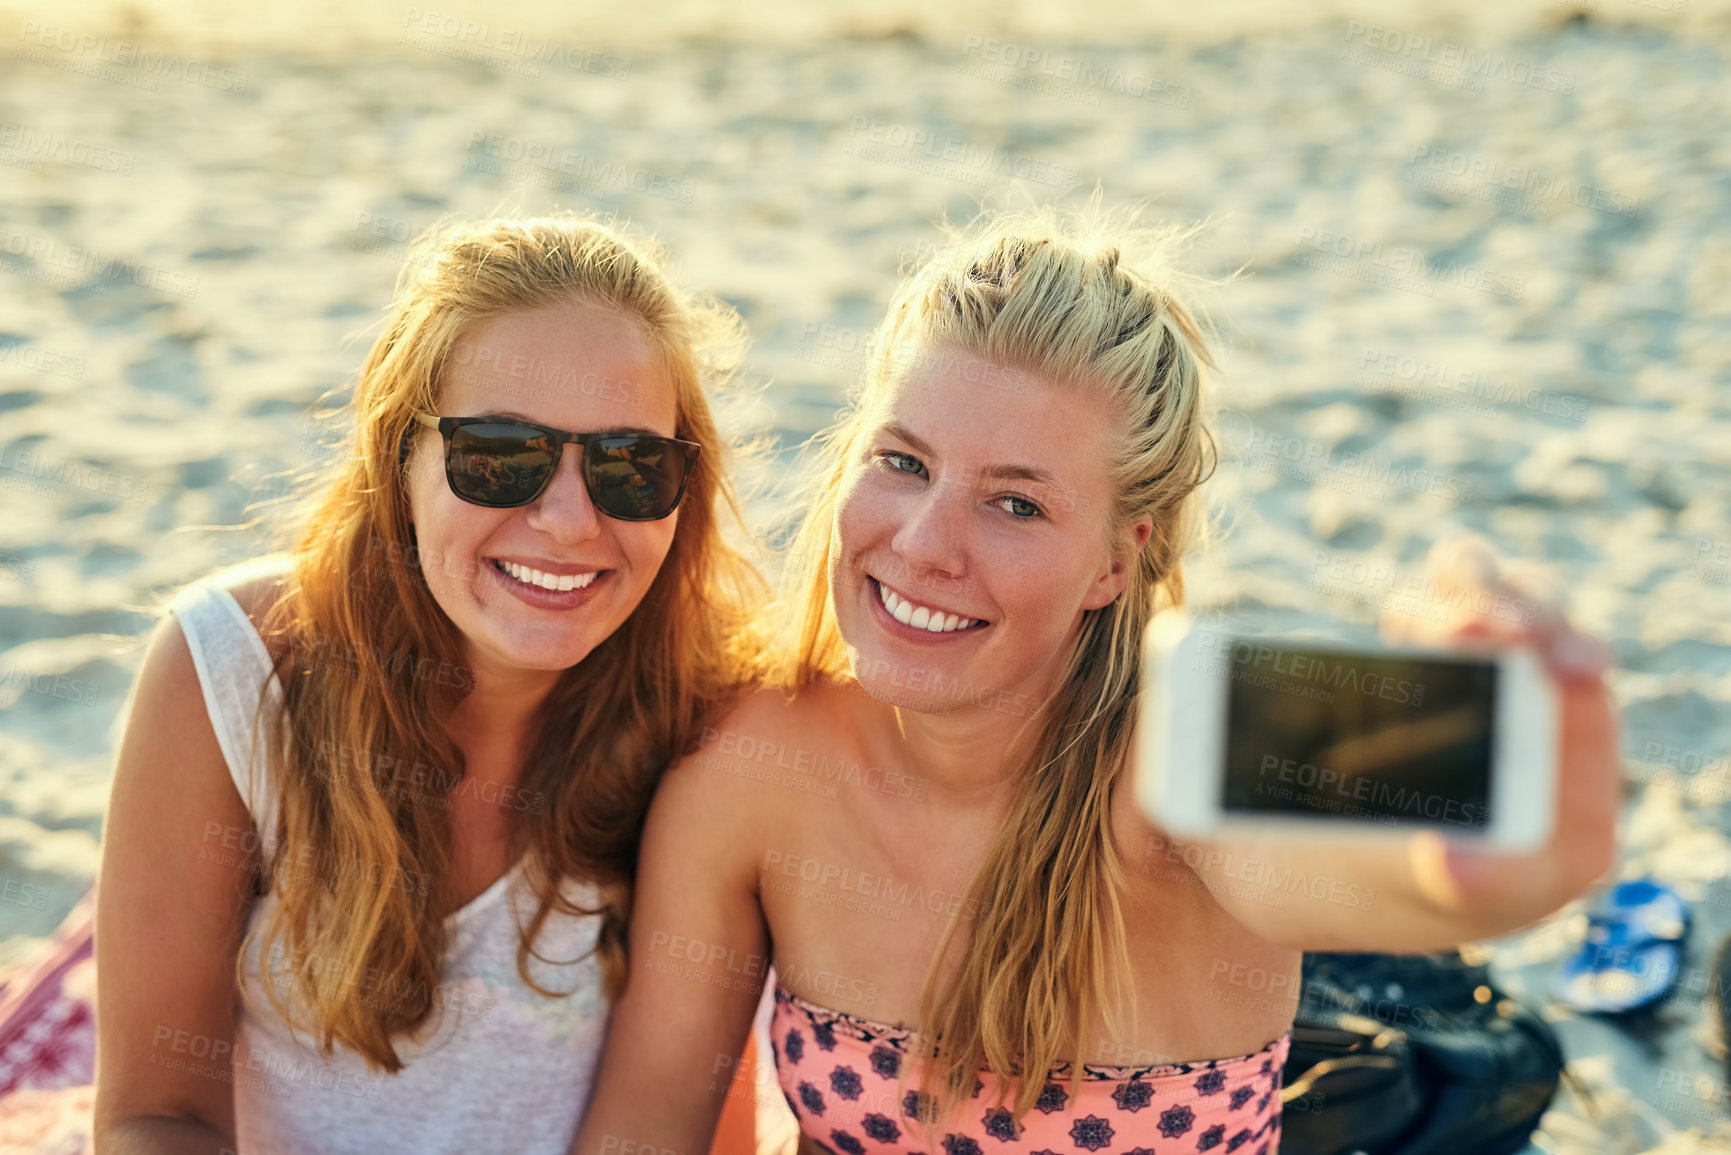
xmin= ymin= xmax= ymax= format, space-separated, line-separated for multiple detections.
xmin=1211 ymin=639 xmax=1497 ymax=831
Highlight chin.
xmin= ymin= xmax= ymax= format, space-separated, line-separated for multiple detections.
xmin=862 ymin=682 xmax=968 ymax=716
xmin=843 ymin=645 xmax=959 ymax=714
xmin=482 ymin=624 xmax=606 ymax=671
xmin=846 ymin=640 xmax=1040 ymax=721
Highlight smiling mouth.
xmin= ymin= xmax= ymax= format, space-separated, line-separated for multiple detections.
xmin=490 ymin=558 xmax=601 ymax=592
xmin=871 ymin=576 xmax=988 ymax=634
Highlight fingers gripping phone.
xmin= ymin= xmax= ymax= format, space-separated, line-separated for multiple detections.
xmin=1135 ymin=612 xmax=1558 ymax=850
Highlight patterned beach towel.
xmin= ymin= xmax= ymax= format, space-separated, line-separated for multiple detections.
xmin=0 ymin=885 xmax=98 ymax=1155
xmin=0 ymin=887 xmax=784 ymax=1155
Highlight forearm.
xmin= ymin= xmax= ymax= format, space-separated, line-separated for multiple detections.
xmin=572 ymin=982 xmax=753 ymax=1155
xmin=95 ymin=1115 xmax=235 ymax=1155
xmin=575 ymin=1052 xmax=730 ymax=1155
xmin=1157 ymin=825 xmax=1612 ymax=952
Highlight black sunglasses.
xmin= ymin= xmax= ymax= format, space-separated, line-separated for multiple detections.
xmin=409 ymin=413 xmax=701 ymax=521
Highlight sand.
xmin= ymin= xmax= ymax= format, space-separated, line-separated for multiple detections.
xmin=0 ymin=0 xmax=1728 ymax=1148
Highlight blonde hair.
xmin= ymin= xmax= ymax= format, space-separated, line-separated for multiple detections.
xmin=770 ymin=204 xmax=1218 ymax=1125
xmin=206 ymin=214 xmax=765 ymax=1071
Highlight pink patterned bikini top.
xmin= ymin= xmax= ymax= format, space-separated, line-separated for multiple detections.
xmin=769 ymin=982 xmax=1290 ymax=1155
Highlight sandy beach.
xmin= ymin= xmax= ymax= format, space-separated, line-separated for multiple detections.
xmin=0 ymin=0 xmax=1728 ymax=1148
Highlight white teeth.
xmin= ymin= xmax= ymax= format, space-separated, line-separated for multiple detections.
xmin=874 ymin=580 xmax=979 ymax=634
xmin=498 ymin=560 xmax=597 ymax=592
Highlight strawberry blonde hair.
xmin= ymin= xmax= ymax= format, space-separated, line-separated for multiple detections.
xmin=215 ymin=214 xmax=765 ymax=1070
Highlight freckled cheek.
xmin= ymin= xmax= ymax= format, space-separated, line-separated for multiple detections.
xmin=833 ymin=472 xmax=897 ymax=558
xmin=404 ymin=440 xmax=450 ymax=508
xmin=406 ymin=479 xmax=506 ymax=584
xmin=616 ymin=520 xmax=679 ymax=588
xmin=407 ymin=453 xmax=459 ymax=533
xmin=980 ymin=547 xmax=1084 ymax=623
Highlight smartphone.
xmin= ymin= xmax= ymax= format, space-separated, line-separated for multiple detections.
xmin=1135 ymin=612 xmax=1557 ymax=850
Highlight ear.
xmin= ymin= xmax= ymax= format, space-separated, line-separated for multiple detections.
xmin=401 ymin=434 xmax=415 ymax=529
xmin=1081 ymin=515 xmax=1153 ymax=611
xmin=399 ymin=425 xmax=423 ymax=528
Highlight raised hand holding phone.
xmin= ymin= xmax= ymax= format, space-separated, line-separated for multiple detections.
xmin=1133 ymin=534 xmax=1619 ymax=951
xmin=1382 ymin=534 xmax=1620 ymax=935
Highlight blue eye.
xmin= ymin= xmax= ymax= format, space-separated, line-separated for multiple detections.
xmin=1000 ymin=496 xmax=1042 ymax=519
xmin=882 ymin=451 xmax=925 ymax=476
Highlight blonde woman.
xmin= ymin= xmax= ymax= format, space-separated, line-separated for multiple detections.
xmin=576 ymin=209 xmax=1618 ymax=1151
xmin=93 ymin=216 xmax=764 ymax=1154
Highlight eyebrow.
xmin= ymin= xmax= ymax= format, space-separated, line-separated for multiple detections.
xmin=878 ymin=421 xmax=1059 ymax=487
xmin=477 ymin=411 xmax=667 ymax=438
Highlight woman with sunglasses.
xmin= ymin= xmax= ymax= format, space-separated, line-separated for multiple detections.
xmin=575 ymin=208 xmax=1619 ymax=1150
xmin=92 ymin=215 xmax=764 ymax=1154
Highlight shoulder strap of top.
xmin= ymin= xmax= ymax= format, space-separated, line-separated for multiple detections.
xmin=165 ymin=555 xmax=292 ymax=869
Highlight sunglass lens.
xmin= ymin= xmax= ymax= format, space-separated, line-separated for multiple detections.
xmin=586 ymin=437 xmax=690 ymax=520
xmin=447 ymin=423 xmax=557 ymax=506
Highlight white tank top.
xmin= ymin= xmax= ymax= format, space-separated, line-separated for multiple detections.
xmin=166 ymin=554 xmax=608 ymax=1154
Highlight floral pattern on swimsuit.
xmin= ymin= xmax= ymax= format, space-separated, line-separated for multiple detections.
xmin=770 ymin=983 xmax=1291 ymax=1155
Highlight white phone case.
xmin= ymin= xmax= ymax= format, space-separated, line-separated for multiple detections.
xmin=1135 ymin=611 xmax=1557 ymax=850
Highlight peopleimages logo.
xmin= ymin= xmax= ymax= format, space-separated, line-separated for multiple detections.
xmin=1342 ymin=22 xmax=1577 ymax=94
xmin=1358 ymin=348 xmax=1590 ymax=423
xmin=464 ymin=132 xmax=695 ymax=203
xmin=1257 ymin=754 xmax=1487 ymax=828
xmin=1296 ymin=226 xmax=1526 ymax=300
xmin=958 ymin=36 xmax=1192 ymax=108
xmin=845 ymin=119 xmax=1080 ymax=190
xmin=15 ymin=21 xmax=249 ymax=92
xmin=1229 ymin=423 xmax=1477 ymax=503
xmin=0 ymin=441 xmax=151 ymax=502
xmin=1406 ymin=145 xmax=1639 ymax=217
xmin=400 ymin=9 xmax=630 ymax=79
xmin=1308 ymin=550 xmax=1541 ymax=626
xmin=0 ymin=123 xmax=134 ymax=174
xmin=0 ymin=224 xmax=199 ymax=299
xmin=1193 ymin=632 xmax=1429 ymax=706
xmin=0 ymin=341 xmax=85 ymax=380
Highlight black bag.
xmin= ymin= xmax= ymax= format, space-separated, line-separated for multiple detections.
xmin=1278 ymin=951 xmax=1565 ymax=1155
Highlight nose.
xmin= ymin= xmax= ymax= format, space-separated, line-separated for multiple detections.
xmin=888 ymin=485 xmax=968 ymax=591
xmin=524 ymin=445 xmax=603 ymax=543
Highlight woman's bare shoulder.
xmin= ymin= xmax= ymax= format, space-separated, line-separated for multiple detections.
xmin=700 ymin=678 xmax=864 ymax=753
xmin=664 ymin=679 xmax=868 ymax=813
xmin=207 ymin=554 xmax=295 ymax=664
